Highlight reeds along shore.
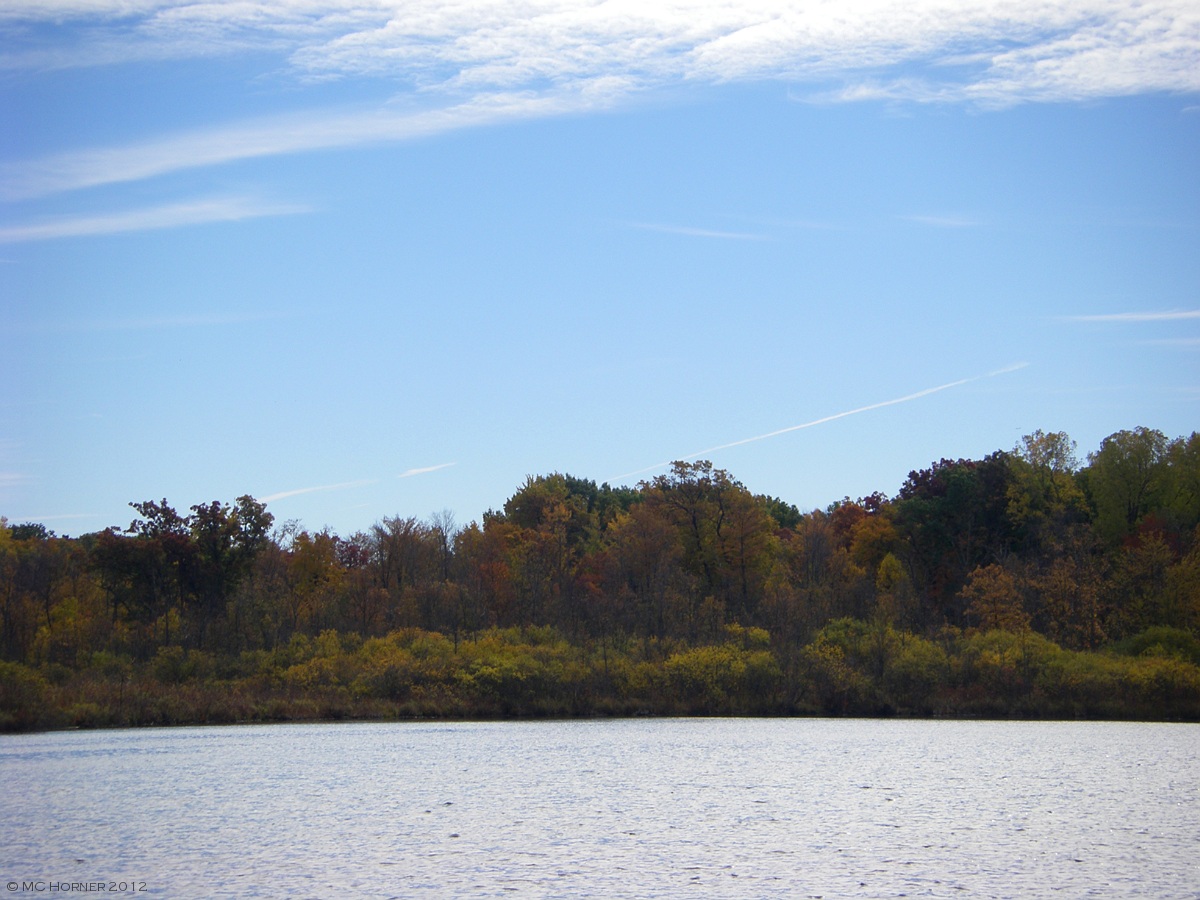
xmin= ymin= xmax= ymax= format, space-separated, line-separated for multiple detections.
xmin=4 ymin=622 xmax=1200 ymax=731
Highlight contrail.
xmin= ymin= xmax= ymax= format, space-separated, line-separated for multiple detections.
xmin=259 ymin=479 xmax=378 ymax=503
xmin=399 ymin=462 xmax=456 ymax=478
xmin=610 ymin=362 xmax=1029 ymax=482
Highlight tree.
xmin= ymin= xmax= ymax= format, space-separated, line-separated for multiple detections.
xmin=369 ymin=515 xmax=430 ymax=605
xmin=1163 ymin=527 xmax=1200 ymax=633
xmin=1163 ymin=433 xmax=1200 ymax=540
xmin=92 ymin=500 xmax=195 ymax=650
xmin=455 ymin=520 xmax=518 ymax=628
xmin=1105 ymin=525 xmax=1176 ymax=639
xmin=604 ymin=502 xmax=689 ymax=638
xmin=188 ymin=496 xmax=274 ymax=646
xmin=0 ymin=521 xmax=36 ymax=661
xmin=640 ymin=461 xmax=778 ymax=628
xmin=1085 ymin=427 xmax=1170 ymax=544
xmin=1033 ymin=552 xmax=1105 ymax=649
xmin=779 ymin=511 xmax=870 ymax=633
xmin=959 ymin=563 xmax=1028 ymax=632
xmin=429 ymin=510 xmax=459 ymax=583
xmin=338 ymin=531 xmax=387 ymax=636
xmin=283 ymin=529 xmax=342 ymax=634
xmin=502 ymin=473 xmax=599 ymax=554
xmin=90 ymin=497 xmax=273 ymax=651
xmin=893 ymin=454 xmax=1014 ymax=627
xmin=759 ymin=495 xmax=802 ymax=531
xmin=9 ymin=523 xmax=53 ymax=541
xmin=1007 ymin=430 xmax=1087 ymax=555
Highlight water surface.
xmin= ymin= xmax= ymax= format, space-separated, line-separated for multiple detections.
xmin=2 ymin=719 xmax=1197 ymax=898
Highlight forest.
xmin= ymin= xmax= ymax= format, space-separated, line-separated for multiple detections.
xmin=2 ymin=426 xmax=1199 ymax=731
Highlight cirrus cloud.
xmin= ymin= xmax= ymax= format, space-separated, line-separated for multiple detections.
xmin=1061 ymin=309 xmax=1200 ymax=323
xmin=0 ymin=195 xmax=308 ymax=241
xmin=2 ymin=1 xmax=1197 ymax=200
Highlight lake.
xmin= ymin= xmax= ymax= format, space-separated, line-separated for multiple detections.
xmin=2 ymin=719 xmax=1197 ymax=898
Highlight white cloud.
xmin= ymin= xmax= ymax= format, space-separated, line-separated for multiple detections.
xmin=5 ymin=0 xmax=1196 ymax=101
xmin=0 ymin=196 xmax=309 ymax=240
xmin=399 ymin=462 xmax=456 ymax=478
xmin=2 ymin=1 xmax=1197 ymax=197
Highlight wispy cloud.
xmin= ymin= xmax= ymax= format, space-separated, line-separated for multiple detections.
xmin=611 ymin=362 xmax=1030 ymax=482
xmin=8 ymin=310 xmax=293 ymax=334
xmin=900 ymin=214 xmax=981 ymax=228
xmin=5 ymin=513 xmax=102 ymax=524
xmin=3 ymin=2 xmax=1197 ymax=197
xmin=1060 ymin=309 xmax=1200 ymax=323
xmin=1142 ymin=337 xmax=1200 ymax=347
xmin=0 ymin=471 xmax=32 ymax=490
xmin=1 ymin=90 xmax=602 ymax=200
xmin=733 ymin=215 xmax=847 ymax=232
xmin=627 ymin=222 xmax=772 ymax=241
xmin=260 ymin=479 xmax=378 ymax=503
xmin=0 ymin=196 xmax=309 ymax=241
xmin=399 ymin=463 xmax=456 ymax=479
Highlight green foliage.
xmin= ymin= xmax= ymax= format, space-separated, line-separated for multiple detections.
xmin=759 ymin=495 xmax=802 ymax=530
xmin=0 ymin=660 xmax=54 ymax=730
xmin=663 ymin=642 xmax=782 ymax=711
xmin=151 ymin=646 xmax=213 ymax=684
xmin=1110 ymin=626 xmax=1200 ymax=665
xmin=883 ymin=634 xmax=949 ymax=713
xmin=893 ymin=453 xmax=1014 ymax=625
xmin=1085 ymin=427 xmax=1171 ymax=544
xmin=798 ymin=638 xmax=872 ymax=715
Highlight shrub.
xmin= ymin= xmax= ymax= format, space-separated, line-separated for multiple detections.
xmin=0 ymin=661 xmax=54 ymax=731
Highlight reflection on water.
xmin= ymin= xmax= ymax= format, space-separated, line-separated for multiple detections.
xmin=2 ymin=719 xmax=1197 ymax=898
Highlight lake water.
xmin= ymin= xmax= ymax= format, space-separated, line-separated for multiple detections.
xmin=1 ymin=719 xmax=1197 ymax=898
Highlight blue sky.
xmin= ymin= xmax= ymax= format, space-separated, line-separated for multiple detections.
xmin=2 ymin=0 xmax=1198 ymax=537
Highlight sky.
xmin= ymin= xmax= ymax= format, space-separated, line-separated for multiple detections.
xmin=1 ymin=0 xmax=1198 ymax=538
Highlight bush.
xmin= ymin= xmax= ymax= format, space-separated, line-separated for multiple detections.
xmin=883 ymin=635 xmax=948 ymax=713
xmin=1111 ymin=627 xmax=1200 ymax=665
xmin=0 ymin=661 xmax=55 ymax=731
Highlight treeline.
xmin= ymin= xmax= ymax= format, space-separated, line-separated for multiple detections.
xmin=2 ymin=426 xmax=1199 ymax=729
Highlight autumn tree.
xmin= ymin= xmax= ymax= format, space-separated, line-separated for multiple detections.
xmin=455 ymin=520 xmax=518 ymax=628
xmin=1104 ymin=523 xmax=1176 ymax=640
xmin=959 ymin=563 xmax=1029 ymax=632
xmin=641 ymin=461 xmax=776 ymax=636
xmin=603 ymin=501 xmax=690 ymax=638
xmin=1033 ymin=552 xmax=1105 ymax=649
xmin=777 ymin=510 xmax=870 ymax=635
